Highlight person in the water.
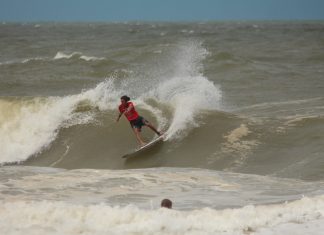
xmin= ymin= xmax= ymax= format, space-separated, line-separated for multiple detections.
xmin=161 ymin=198 xmax=172 ymax=209
xmin=116 ymin=95 xmax=162 ymax=146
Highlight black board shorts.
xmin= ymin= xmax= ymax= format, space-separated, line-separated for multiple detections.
xmin=129 ymin=116 xmax=147 ymax=131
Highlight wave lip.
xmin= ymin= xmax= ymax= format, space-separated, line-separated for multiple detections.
xmin=0 ymin=97 xmax=77 ymax=164
xmin=0 ymin=79 xmax=118 ymax=165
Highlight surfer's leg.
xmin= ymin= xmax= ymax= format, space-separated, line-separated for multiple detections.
xmin=133 ymin=127 xmax=146 ymax=146
xmin=144 ymin=120 xmax=162 ymax=136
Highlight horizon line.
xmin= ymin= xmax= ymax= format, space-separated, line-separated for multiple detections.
xmin=2 ymin=19 xmax=324 ymax=24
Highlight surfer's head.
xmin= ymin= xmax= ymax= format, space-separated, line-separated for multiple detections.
xmin=161 ymin=199 xmax=172 ymax=209
xmin=120 ymin=95 xmax=130 ymax=103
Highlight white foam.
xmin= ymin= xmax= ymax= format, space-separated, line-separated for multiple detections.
xmin=0 ymin=79 xmax=119 ymax=164
xmin=80 ymin=55 xmax=105 ymax=61
xmin=22 ymin=57 xmax=47 ymax=63
xmin=0 ymin=97 xmax=73 ymax=163
xmin=149 ymin=41 xmax=221 ymax=139
xmin=0 ymin=55 xmax=50 ymax=66
xmin=156 ymin=75 xmax=221 ymax=139
xmin=54 ymin=51 xmax=105 ymax=61
xmin=0 ymin=195 xmax=323 ymax=235
xmin=54 ymin=51 xmax=81 ymax=60
xmin=1 ymin=52 xmax=105 ymax=66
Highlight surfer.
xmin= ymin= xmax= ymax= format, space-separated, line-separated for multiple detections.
xmin=116 ymin=95 xmax=162 ymax=146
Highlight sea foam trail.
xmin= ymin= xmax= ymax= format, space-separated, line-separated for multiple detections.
xmin=0 ymin=195 xmax=323 ymax=235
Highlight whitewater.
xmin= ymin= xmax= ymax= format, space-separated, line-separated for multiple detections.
xmin=0 ymin=22 xmax=324 ymax=234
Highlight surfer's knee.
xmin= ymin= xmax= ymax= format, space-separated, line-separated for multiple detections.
xmin=133 ymin=127 xmax=141 ymax=133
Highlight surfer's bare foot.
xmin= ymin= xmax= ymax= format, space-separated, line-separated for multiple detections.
xmin=157 ymin=131 xmax=163 ymax=136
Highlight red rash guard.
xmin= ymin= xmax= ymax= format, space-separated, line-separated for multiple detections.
xmin=118 ymin=102 xmax=139 ymax=121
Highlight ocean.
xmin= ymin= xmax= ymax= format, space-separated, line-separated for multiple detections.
xmin=0 ymin=21 xmax=324 ymax=234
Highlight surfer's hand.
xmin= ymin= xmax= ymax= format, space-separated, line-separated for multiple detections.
xmin=116 ymin=114 xmax=122 ymax=122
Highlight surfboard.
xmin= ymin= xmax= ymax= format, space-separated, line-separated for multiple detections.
xmin=122 ymin=134 xmax=165 ymax=159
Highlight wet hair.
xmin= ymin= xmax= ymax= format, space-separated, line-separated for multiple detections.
xmin=120 ymin=95 xmax=130 ymax=102
xmin=161 ymin=199 xmax=172 ymax=209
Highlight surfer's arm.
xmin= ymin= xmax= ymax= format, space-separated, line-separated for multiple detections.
xmin=116 ymin=114 xmax=121 ymax=122
xmin=116 ymin=103 xmax=134 ymax=122
xmin=116 ymin=111 xmax=124 ymax=122
xmin=116 ymin=110 xmax=126 ymax=122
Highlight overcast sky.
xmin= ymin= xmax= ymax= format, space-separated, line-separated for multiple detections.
xmin=1 ymin=0 xmax=323 ymax=22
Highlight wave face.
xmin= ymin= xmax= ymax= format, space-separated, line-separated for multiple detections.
xmin=0 ymin=40 xmax=223 ymax=167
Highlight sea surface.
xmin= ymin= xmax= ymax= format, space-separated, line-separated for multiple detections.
xmin=0 ymin=21 xmax=324 ymax=234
